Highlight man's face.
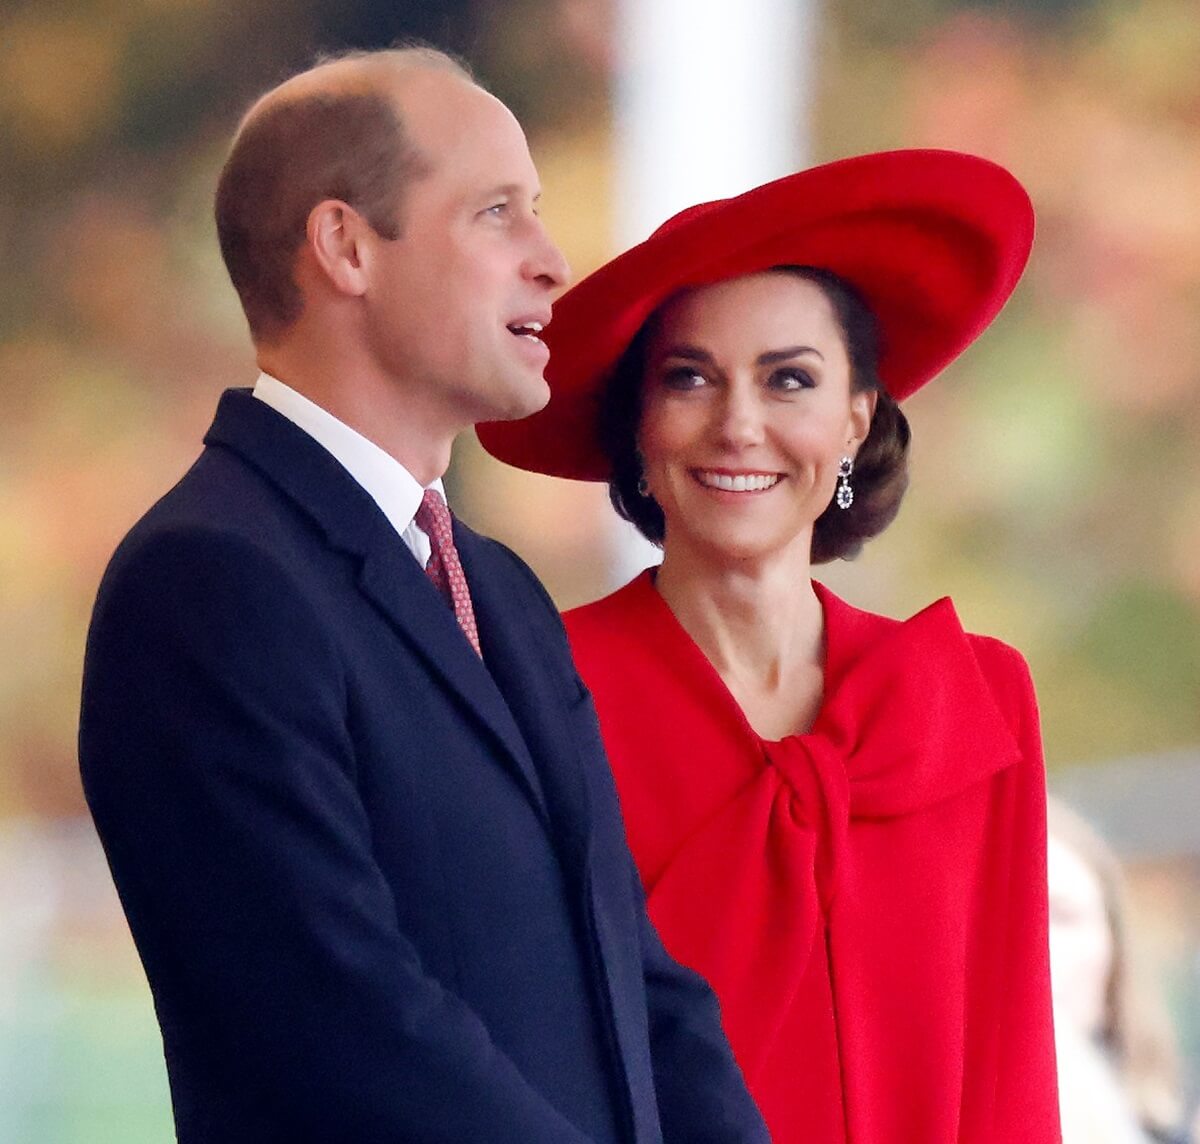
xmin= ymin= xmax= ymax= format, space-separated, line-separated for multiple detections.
xmin=364 ymin=71 xmax=570 ymax=426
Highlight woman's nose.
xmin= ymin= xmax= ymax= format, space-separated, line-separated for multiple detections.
xmin=713 ymin=385 xmax=766 ymax=449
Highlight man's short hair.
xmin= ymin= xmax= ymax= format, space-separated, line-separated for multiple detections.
xmin=214 ymin=46 xmax=472 ymax=343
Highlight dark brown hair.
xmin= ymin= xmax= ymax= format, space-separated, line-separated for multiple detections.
xmin=598 ymin=266 xmax=911 ymax=563
xmin=214 ymin=47 xmax=470 ymax=343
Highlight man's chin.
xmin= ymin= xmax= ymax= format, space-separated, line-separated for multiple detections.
xmin=491 ymin=374 xmax=551 ymax=422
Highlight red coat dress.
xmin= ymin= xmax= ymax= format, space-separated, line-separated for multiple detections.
xmin=565 ymin=571 xmax=1060 ymax=1143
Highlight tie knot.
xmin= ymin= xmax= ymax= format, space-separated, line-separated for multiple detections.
xmin=415 ymin=487 xmax=452 ymax=540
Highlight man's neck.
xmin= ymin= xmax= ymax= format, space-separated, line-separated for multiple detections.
xmin=255 ymin=353 xmax=457 ymax=486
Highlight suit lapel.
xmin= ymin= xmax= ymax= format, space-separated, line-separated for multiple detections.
xmin=455 ymin=526 xmax=594 ymax=885
xmin=204 ymin=389 xmax=549 ymax=823
xmin=356 ymin=538 xmax=550 ymax=822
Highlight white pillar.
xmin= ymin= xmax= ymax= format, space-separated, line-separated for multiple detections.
xmin=614 ymin=0 xmax=818 ymax=246
xmin=605 ymin=0 xmax=820 ymax=582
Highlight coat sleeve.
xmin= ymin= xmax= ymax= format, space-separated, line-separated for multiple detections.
xmin=79 ymin=526 xmax=593 ymax=1144
xmin=494 ymin=546 xmax=767 ymax=1143
xmin=974 ymin=638 xmax=1062 ymax=1141
xmin=629 ymin=861 xmax=771 ymax=1144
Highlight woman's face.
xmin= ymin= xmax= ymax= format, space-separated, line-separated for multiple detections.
xmin=637 ymin=271 xmax=874 ymax=564
xmin=1048 ymin=832 xmax=1114 ymax=1041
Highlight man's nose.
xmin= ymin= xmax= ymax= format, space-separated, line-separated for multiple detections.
xmin=525 ymin=219 xmax=571 ymax=291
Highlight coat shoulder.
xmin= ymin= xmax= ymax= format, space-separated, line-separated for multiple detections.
xmin=964 ymin=630 xmax=1038 ymax=740
xmin=818 ymin=582 xmax=1039 ymax=737
xmin=456 ymin=523 xmax=559 ymax=620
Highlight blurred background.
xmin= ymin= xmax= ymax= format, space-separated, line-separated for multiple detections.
xmin=2 ymin=0 xmax=1198 ymax=1138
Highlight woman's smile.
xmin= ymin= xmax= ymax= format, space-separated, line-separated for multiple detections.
xmin=691 ymin=469 xmax=784 ymax=494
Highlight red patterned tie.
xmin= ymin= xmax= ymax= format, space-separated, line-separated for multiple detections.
xmin=414 ymin=488 xmax=481 ymax=656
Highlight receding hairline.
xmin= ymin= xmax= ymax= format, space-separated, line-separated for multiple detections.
xmin=214 ymin=47 xmax=476 ymax=342
xmin=234 ymin=47 xmax=475 ymax=144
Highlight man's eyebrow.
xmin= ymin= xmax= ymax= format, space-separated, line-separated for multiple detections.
xmin=481 ymin=183 xmax=542 ymax=201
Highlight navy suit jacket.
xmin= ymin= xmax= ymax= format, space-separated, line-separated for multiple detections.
xmin=79 ymin=389 xmax=767 ymax=1144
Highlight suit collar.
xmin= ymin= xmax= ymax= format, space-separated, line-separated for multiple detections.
xmin=204 ymin=388 xmax=550 ymax=823
xmin=251 ymin=373 xmax=441 ymax=546
xmin=205 ymin=388 xmax=381 ymax=557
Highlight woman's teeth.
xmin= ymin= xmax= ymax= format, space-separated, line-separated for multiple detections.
xmin=695 ymin=471 xmax=781 ymax=492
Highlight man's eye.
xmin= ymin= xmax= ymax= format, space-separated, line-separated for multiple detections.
xmin=771 ymin=368 xmax=814 ymax=391
xmin=662 ymin=368 xmax=707 ymax=391
xmin=483 ymin=202 xmax=509 ymax=218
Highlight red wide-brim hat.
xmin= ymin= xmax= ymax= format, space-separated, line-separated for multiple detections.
xmin=477 ymin=148 xmax=1034 ymax=481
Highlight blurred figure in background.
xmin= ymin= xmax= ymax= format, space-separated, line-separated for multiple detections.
xmin=1049 ymin=797 xmax=1187 ymax=1144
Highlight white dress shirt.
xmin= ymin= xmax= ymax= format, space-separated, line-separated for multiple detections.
xmin=253 ymin=372 xmax=442 ymax=569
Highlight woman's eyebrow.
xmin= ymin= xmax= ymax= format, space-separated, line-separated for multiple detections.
xmin=758 ymin=345 xmax=824 ymax=365
xmin=659 ymin=344 xmax=715 ymax=363
xmin=657 ymin=344 xmax=825 ymax=365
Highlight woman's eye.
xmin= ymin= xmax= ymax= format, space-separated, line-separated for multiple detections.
xmin=771 ymin=368 xmax=814 ymax=392
xmin=661 ymin=367 xmax=708 ymax=391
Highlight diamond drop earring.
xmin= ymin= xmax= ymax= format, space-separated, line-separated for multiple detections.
xmin=835 ymin=455 xmax=854 ymax=510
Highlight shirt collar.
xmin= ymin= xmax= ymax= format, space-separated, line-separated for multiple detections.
xmin=252 ymin=372 xmax=444 ymax=540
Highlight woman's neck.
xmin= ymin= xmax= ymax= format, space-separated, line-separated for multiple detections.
xmin=654 ymin=539 xmax=826 ymax=735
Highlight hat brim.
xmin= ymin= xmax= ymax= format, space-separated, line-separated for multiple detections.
xmin=478 ymin=149 xmax=1034 ymax=481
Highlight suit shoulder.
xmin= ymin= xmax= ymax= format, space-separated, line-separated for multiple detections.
xmin=455 ymin=525 xmax=590 ymax=703
xmin=103 ymin=440 xmax=315 ymax=584
xmin=457 ymin=524 xmax=559 ymax=617
xmin=103 ymin=496 xmax=293 ymax=598
xmin=93 ymin=507 xmax=325 ymax=669
xmin=85 ymin=516 xmax=344 ymax=736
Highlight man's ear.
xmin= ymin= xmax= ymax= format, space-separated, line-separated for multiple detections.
xmin=306 ymin=199 xmax=370 ymax=298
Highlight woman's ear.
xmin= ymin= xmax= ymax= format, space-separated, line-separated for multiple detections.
xmin=847 ymin=388 xmax=878 ymax=453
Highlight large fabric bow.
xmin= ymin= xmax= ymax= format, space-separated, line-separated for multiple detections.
xmin=643 ymin=597 xmax=1021 ymax=1081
